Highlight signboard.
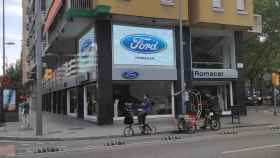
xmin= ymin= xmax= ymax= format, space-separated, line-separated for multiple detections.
xmin=3 ymin=89 xmax=16 ymax=112
xmin=113 ymin=25 xmax=175 ymax=66
xmin=193 ymin=69 xmax=238 ymax=79
xmin=78 ymin=28 xmax=97 ymax=73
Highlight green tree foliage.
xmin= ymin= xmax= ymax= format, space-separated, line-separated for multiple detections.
xmin=245 ymin=0 xmax=280 ymax=88
xmin=5 ymin=60 xmax=25 ymax=100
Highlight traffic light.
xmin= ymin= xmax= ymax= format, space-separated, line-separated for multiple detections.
xmin=272 ymin=72 xmax=280 ymax=86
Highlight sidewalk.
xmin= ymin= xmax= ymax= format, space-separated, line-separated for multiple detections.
xmin=0 ymin=105 xmax=279 ymax=140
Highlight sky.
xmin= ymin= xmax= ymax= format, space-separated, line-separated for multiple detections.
xmin=0 ymin=0 xmax=22 ymax=74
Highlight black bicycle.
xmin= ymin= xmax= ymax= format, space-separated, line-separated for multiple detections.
xmin=123 ymin=108 xmax=156 ymax=137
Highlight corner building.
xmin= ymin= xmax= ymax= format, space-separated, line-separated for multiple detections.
xmin=39 ymin=0 xmax=260 ymax=124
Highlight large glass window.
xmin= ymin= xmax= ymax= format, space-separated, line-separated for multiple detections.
xmin=237 ymin=0 xmax=245 ymax=11
xmin=192 ymin=83 xmax=231 ymax=111
xmin=85 ymin=84 xmax=97 ymax=116
xmin=192 ymin=36 xmax=232 ymax=69
xmin=213 ymin=0 xmax=222 ymax=8
xmin=113 ymin=81 xmax=172 ymax=117
xmin=69 ymin=88 xmax=78 ymax=114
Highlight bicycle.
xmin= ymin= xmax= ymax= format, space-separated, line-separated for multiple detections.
xmin=123 ymin=122 xmax=157 ymax=137
xmin=123 ymin=107 xmax=156 ymax=137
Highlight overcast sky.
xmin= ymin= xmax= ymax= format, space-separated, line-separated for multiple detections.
xmin=0 ymin=0 xmax=22 ymax=74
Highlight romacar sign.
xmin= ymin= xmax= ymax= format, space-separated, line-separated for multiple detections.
xmin=192 ymin=69 xmax=238 ymax=79
xmin=193 ymin=71 xmax=224 ymax=78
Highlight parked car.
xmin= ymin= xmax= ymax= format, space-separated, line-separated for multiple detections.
xmin=245 ymin=90 xmax=262 ymax=106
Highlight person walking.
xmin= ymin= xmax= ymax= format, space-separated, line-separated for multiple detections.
xmin=21 ymin=98 xmax=31 ymax=128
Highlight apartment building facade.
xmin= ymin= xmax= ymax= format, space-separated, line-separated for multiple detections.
xmin=22 ymin=0 xmax=261 ymax=125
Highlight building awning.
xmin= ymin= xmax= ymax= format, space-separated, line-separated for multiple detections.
xmin=44 ymin=0 xmax=63 ymax=33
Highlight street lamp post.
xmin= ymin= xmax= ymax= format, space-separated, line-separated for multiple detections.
xmin=2 ymin=0 xmax=5 ymax=77
xmin=0 ymin=0 xmax=5 ymax=127
xmin=35 ymin=0 xmax=43 ymax=136
xmin=179 ymin=0 xmax=186 ymax=114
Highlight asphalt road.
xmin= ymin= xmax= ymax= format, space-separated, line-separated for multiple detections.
xmin=7 ymin=126 xmax=280 ymax=158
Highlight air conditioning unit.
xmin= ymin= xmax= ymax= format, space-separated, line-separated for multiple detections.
xmin=249 ymin=14 xmax=262 ymax=33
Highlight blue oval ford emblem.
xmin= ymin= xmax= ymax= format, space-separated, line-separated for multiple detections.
xmin=120 ymin=34 xmax=167 ymax=54
xmin=122 ymin=71 xmax=139 ymax=79
xmin=81 ymin=39 xmax=93 ymax=53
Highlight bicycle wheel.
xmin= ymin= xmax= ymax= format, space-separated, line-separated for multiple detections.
xmin=123 ymin=126 xmax=134 ymax=137
xmin=177 ymin=119 xmax=186 ymax=133
xmin=150 ymin=125 xmax=157 ymax=135
xmin=143 ymin=124 xmax=153 ymax=135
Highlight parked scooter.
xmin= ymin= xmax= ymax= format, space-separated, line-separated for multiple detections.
xmin=203 ymin=108 xmax=221 ymax=131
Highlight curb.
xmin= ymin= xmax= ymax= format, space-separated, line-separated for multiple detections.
xmin=0 ymin=123 xmax=274 ymax=141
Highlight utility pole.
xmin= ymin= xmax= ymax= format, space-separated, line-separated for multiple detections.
xmin=2 ymin=0 xmax=5 ymax=77
xmin=1 ymin=0 xmax=5 ymax=126
xmin=179 ymin=0 xmax=186 ymax=114
xmin=273 ymin=87 xmax=277 ymax=116
xmin=35 ymin=0 xmax=43 ymax=135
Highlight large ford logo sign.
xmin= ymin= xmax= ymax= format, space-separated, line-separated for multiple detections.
xmin=122 ymin=71 xmax=139 ymax=79
xmin=120 ymin=34 xmax=167 ymax=54
xmin=81 ymin=39 xmax=93 ymax=53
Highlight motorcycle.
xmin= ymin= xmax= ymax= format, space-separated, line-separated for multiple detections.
xmin=205 ymin=109 xmax=221 ymax=131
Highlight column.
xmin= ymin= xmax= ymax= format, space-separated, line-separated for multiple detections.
xmin=234 ymin=31 xmax=247 ymax=115
xmin=95 ymin=19 xmax=113 ymax=125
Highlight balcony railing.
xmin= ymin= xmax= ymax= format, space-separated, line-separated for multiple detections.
xmin=68 ymin=0 xmax=92 ymax=9
xmin=249 ymin=14 xmax=262 ymax=33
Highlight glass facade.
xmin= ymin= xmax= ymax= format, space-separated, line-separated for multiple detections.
xmin=69 ymin=88 xmax=78 ymax=114
xmin=85 ymin=84 xmax=97 ymax=116
xmin=113 ymin=81 xmax=172 ymax=117
xmin=192 ymin=36 xmax=232 ymax=69
xmin=193 ymin=82 xmax=232 ymax=111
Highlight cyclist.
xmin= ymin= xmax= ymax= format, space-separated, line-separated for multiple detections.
xmin=137 ymin=94 xmax=152 ymax=130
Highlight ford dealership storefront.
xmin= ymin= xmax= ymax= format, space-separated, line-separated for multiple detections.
xmin=112 ymin=25 xmax=177 ymax=119
xmin=43 ymin=23 xmax=243 ymax=124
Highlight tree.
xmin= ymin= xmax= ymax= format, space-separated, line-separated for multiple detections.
xmin=245 ymin=0 xmax=280 ymax=94
xmin=5 ymin=60 xmax=25 ymax=103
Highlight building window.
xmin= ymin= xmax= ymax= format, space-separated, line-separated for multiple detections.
xmin=85 ymin=84 xmax=97 ymax=116
xmin=237 ymin=0 xmax=245 ymax=11
xmin=192 ymin=36 xmax=232 ymax=69
xmin=113 ymin=81 xmax=172 ymax=117
xmin=69 ymin=88 xmax=78 ymax=114
xmin=213 ymin=0 xmax=222 ymax=8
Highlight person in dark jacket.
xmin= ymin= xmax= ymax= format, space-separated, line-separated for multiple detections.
xmin=138 ymin=94 xmax=152 ymax=125
xmin=201 ymin=93 xmax=218 ymax=129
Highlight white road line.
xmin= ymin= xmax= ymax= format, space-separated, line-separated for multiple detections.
xmin=222 ymin=144 xmax=280 ymax=154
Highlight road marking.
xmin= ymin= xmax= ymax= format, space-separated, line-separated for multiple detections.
xmin=222 ymin=144 xmax=280 ymax=154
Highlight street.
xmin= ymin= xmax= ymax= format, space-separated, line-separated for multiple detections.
xmin=3 ymin=125 xmax=279 ymax=158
